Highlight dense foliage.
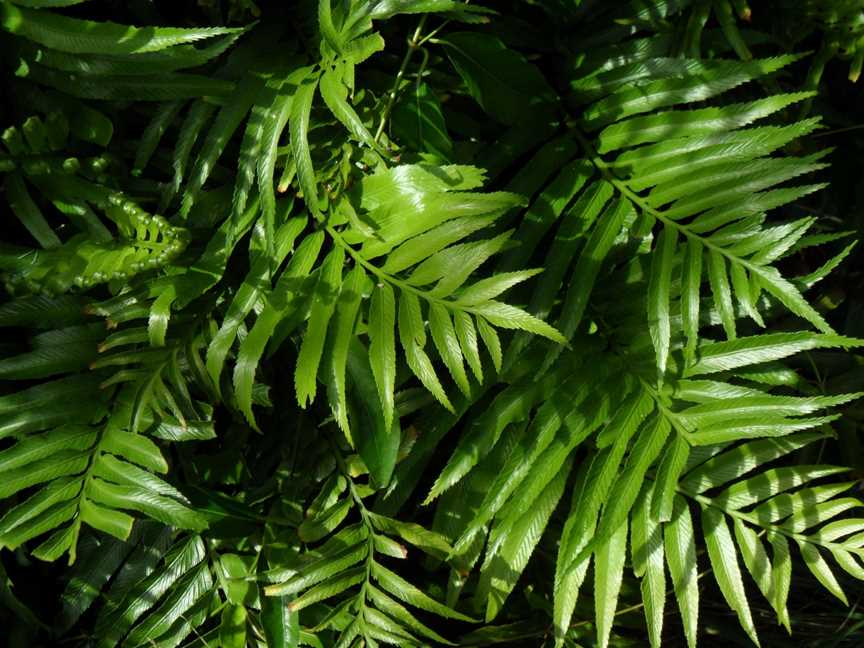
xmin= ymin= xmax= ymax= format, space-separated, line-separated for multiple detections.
xmin=1 ymin=0 xmax=864 ymax=646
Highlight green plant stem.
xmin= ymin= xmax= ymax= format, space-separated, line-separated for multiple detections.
xmin=373 ymin=16 xmax=428 ymax=144
xmin=416 ymin=20 xmax=450 ymax=48
xmin=568 ymin=568 xmax=712 ymax=629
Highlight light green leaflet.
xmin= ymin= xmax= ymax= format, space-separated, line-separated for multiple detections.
xmin=0 ymin=4 xmax=245 ymax=55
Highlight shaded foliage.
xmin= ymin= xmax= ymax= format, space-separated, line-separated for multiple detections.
xmin=1 ymin=0 xmax=864 ymax=646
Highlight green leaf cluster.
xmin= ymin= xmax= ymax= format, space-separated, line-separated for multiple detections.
xmin=1 ymin=0 xmax=863 ymax=646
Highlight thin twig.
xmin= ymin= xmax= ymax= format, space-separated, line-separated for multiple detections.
xmin=812 ymin=124 xmax=864 ymax=138
xmin=568 ymin=569 xmax=712 ymax=629
xmin=373 ymin=16 xmax=428 ymax=144
xmin=416 ymin=20 xmax=451 ymax=48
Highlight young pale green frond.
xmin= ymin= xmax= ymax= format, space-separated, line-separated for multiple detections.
xmin=424 ymin=374 xmax=558 ymax=504
xmin=475 ymin=457 xmax=571 ymax=622
xmin=446 ymin=373 xmax=602 ymax=555
xmin=2 ymin=193 xmax=188 ymax=296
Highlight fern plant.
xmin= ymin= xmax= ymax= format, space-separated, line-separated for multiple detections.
xmin=1 ymin=0 xmax=863 ymax=646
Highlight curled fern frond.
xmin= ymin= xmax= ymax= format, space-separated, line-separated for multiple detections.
xmin=2 ymin=193 xmax=188 ymax=295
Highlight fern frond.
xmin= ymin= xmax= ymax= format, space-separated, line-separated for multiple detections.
xmin=1 ymin=4 xmax=245 ymax=55
xmin=2 ymin=193 xmax=188 ymax=295
xmin=2 ymin=2 xmax=863 ymax=646
xmin=0 ymin=381 xmax=208 ymax=561
xmin=262 ymin=462 xmax=474 ymax=647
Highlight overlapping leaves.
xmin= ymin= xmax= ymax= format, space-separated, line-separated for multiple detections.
xmin=262 ymin=469 xmax=475 ymax=647
xmin=0 ymin=1 xmax=862 ymax=647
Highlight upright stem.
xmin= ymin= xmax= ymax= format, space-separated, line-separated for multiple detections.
xmin=373 ymin=16 xmax=427 ymax=144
